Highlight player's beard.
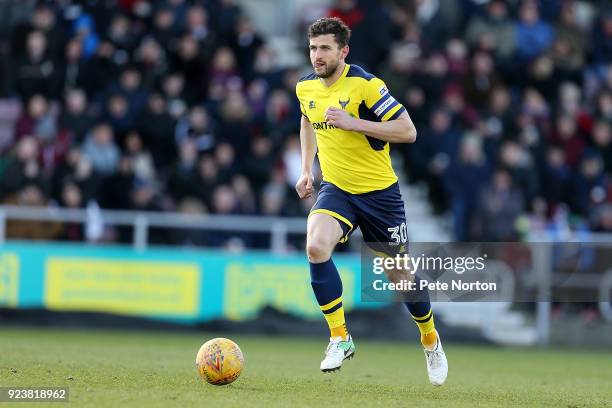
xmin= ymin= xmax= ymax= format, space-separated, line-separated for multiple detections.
xmin=314 ymin=59 xmax=340 ymax=79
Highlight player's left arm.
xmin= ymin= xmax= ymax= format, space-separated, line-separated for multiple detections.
xmin=325 ymin=78 xmax=417 ymax=143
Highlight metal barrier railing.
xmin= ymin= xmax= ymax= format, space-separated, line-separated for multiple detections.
xmin=0 ymin=205 xmax=308 ymax=253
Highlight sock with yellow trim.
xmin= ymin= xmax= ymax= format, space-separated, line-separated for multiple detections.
xmin=410 ymin=306 xmax=437 ymax=350
xmin=310 ymin=258 xmax=348 ymax=340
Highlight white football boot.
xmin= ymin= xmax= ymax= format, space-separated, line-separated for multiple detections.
xmin=320 ymin=335 xmax=355 ymax=372
xmin=424 ymin=331 xmax=448 ymax=386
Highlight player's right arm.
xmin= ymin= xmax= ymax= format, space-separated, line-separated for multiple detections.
xmin=296 ymin=114 xmax=316 ymax=199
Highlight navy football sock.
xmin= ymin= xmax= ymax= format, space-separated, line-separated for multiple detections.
xmin=310 ymin=258 xmax=342 ymax=306
xmin=310 ymin=258 xmax=347 ymax=338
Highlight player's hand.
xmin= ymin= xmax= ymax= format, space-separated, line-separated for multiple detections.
xmin=295 ymin=173 xmax=314 ymax=199
xmin=325 ymin=107 xmax=357 ymax=131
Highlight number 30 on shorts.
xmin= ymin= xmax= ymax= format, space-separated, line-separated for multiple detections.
xmin=387 ymin=222 xmax=407 ymax=244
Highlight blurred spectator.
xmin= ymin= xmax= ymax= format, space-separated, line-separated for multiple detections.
xmin=15 ymin=94 xmax=51 ymax=141
xmin=246 ymin=79 xmax=269 ymax=125
xmin=229 ymin=16 xmax=264 ymax=81
xmin=134 ymin=37 xmax=168 ymax=89
xmin=592 ymin=9 xmax=612 ymax=64
xmin=60 ymin=88 xmax=94 ymax=143
xmin=476 ymin=168 xmax=525 ymax=241
xmin=185 ymin=4 xmax=217 ymax=60
xmin=410 ymin=108 xmax=460 ymax=213
xmin=445 ymin=133 xmax=490 ymax=240
xmin=166 ymin=138 xmax=199 ymax=205
xmin=164 ymin=0 xmax=189 ymax=31
xmin=208 ymin=46 xmax=240 ymax=94
xmin=193 ymin=154 xmax=221 ymax=209
xmin=260 ymin=181 xmax=286 ymax=216
xmin=498 ymin=140 xmax=540 ymax=207
xmin=415 ymin=53 xmax=450 ymax=107
xmin=527 ymin=56 xmax=558 ymax=102
xmin=6 ymin=0 xmax=38 ymax=60
xmin=152 ymin=6 xmax=178 ymax=51
xmin=590 ymin=203 xmax=612 ymax=232
xmin=59 ymin=181 xmax=85 ymax=241
xmin=265 ymin=89 xmax=295 ymax=142
xmin=380 ymin=43 xmax=419 ymax=102
xmin=51 ymin=146 xmax=96 ymax=204
xmin=218 ymin=90 xmax=253 ymax=154
xmin=108 ymin=67 xmax=148 ymax=118
xmin=550 ymin=1 xmax=587 ymax=81
xmin=105 ymin=13 xmax=138 ymax=58
xmin=136 ymin=93 xmax=176 ymax=169
xmin=461 ymin=51 xmax=500 ymax=110
xmin=0 ymin=136 xmax=43 ymax=198
xmin=244 ymin=136 xmax=276 ymax=192
xmin=171 ymin=35 xmax=209 ymax=103
xmin=13 ymin=31 xmax=56 ymax=100
xmin=72 ymin=13 xmax=100 ymax=59
xmin=570 ymin=152 xmax=607 ymax=216
xmin=211 ymin=184 xmax=238 ymax=215
xmin=541 ymin=146 xmax=571 ymax=208
xmin=413 ymin=0 xmax=461 ymax=53
xmin=515 ymin=1 xmax=554 ymax=63
xmin=82 ymin=123 xmax=120 ymax=176
xmin=55 ymin=38 xmax=86 ymax=97
xmin=591 ymin=119 xmax=612 ymax=173
xmin=594 ymin=91 xmax=612 ymax=122
xmin=465 ymin=0 xmax=515 ymax=62
xmin=403 ymin=86 xmax=428 ymax=129
xmin=485 ymin=85 xmax=516 ymax=140
xmin=175 ymin=105 xmax=215 ymax=152
xmin=161 ymin=72 xmax=188 ymax=118
xmin=102 ymin=155 xmax=134 ymax=211
xmin=103 ymin=94 xmax=133 ymax=138
xmin=131 ymin=181 xmax=162 ymax=212
xmin=549 ymin=114 xmax=585 ymax=168
xmin=124 ymin=131 xmax=156 ymax=184
xmin=232 ymin=174 xmax=256 ymax=215
xmin=215 ymin=141 xmax=239 ymax=184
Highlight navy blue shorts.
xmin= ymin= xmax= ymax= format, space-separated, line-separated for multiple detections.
xmin=310 ymin=181 xmax=408 ymax=255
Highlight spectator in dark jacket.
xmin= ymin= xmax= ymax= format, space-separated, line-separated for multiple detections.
xmin=476 ymin=168 xmax=525 ymax=241
xmin=444 ymin=132 xmax=490 ymax=240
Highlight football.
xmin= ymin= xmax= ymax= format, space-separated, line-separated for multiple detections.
xmin=196 ymin=338 xmax=244 ymax=385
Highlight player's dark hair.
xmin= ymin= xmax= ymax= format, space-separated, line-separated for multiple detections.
xmin=308 ymin=17 xmax=351 ymax=48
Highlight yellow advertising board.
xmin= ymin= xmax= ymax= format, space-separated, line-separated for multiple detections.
xmin=45 ymin=258 xmax=200 ymax=317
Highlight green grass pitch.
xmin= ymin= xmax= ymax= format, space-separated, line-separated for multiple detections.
xmin=1 ymin=327 xmax=610 ymax=407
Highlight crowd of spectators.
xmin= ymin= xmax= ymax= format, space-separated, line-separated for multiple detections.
xmin=0 ymin=0 xmax=610 ymax=246
xmin=325 ymin=0 xmax=612 ymax=241
xmin=0 ymin=0 xmax=307 ymax=246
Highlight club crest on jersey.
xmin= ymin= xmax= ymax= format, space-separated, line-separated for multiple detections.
xmin=339 ymin=98 xmax=350 ymax=110
xmin=309 ymin=100 xmax=316 ymax=109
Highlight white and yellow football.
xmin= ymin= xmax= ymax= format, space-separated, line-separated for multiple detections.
xmin=196 ymin=338 xmax=244 ymax=385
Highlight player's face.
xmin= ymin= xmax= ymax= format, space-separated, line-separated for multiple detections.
xmin=309 ymin=34 xmax=348 ymax=79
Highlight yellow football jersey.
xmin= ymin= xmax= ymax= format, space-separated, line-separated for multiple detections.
xmin=295 ymin=63 xmax=406 ymax=194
